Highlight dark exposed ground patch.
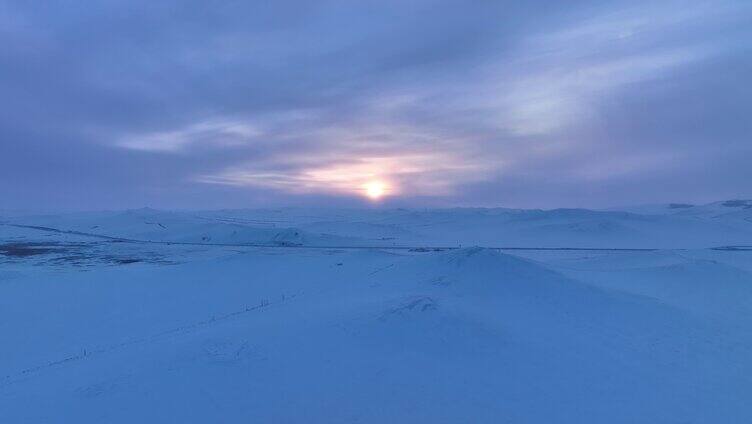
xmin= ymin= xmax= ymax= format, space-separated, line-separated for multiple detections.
xmin=712 ymin=246 xmax=752 ymax=251
xmin=0 ymin=242 xmax=67 ymax=257
xmin=0 ymin=241 xmax=171 ymax=267
xmin=722 ymin=200 xmax=752 ymax=209
xmin=668 ymin=203 xmax=694 ymax=209
xmin=113 ymin=258 xmax=141 ymax=264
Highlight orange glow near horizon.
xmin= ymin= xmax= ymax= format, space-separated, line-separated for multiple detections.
xmin=198 ymin=152 xmax=486 ymax=199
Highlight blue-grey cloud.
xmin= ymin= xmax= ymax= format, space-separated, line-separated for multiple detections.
xmin=1 ymin=0 xmax=750 ymax=210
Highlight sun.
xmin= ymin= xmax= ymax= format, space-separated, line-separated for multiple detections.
xmin=364 ymin=181 xmax=387 ymax=200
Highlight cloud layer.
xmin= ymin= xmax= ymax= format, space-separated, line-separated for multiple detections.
xmin=1 ymin=0 xmax=750 ymax=210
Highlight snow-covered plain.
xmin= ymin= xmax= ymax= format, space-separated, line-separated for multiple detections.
xmin=1 ymin=202 xmax=751 ymax=422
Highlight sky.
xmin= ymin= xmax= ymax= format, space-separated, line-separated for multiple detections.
xmin=1 ymin=0 xmax=751 ymax=210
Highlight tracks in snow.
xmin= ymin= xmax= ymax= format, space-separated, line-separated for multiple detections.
xmin=0 ymin=293 xmax=300 ymax=387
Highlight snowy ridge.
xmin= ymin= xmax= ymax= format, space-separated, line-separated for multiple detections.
xmin=6 ymin=200 xmax=752 ymax=249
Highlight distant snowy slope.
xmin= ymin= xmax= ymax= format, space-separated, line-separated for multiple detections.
xmin=6 ymin=202 xmax=752 ymax=248
xmin=606 ymin=202 xmax=697 ymax=215
xmin=363 ymin=207 xmax=752 ymax=248
xmin=671 ymin=199 xmax=752 ymax=221
xmin=609 ymin=199 xmax=752 ymax=220
xmin=4 ymin=208 xmax=381 ymax=247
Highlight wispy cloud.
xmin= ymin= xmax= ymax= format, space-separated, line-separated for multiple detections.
xmin=459 ymin=2 xmax=728 ymax=137
xmin=198 ymin=152 xmax=489 ymax=197
xmin=116 ymin=119 xmax=263 ymax=152
xmin=2 ymin=0 xmax=750 ymax=208
xmin=189 ymin=2 xmax=729 ymax=197
xmin=196 ymin=117 xmax=495 ymax=198
xmin=496 ymin=48 xmax=709 ymax=136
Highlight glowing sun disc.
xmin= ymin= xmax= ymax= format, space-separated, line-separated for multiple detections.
xmin=364 ymin=181 xmax=386 ymax=200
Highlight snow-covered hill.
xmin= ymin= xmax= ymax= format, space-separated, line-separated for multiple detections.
xmin=2 ymin=243 xmax=750 ymax=422
xmin=2 ymin=204 xmax=751 ymax=422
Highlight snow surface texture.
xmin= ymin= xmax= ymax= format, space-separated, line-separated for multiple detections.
xmin=1 ymin=203 xmax=751 ymax=423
